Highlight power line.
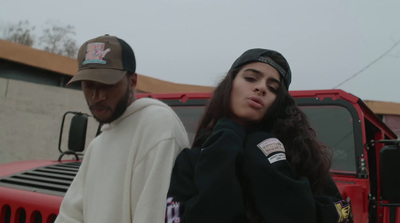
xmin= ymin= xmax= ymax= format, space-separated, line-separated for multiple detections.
xmin=333 ymin=39 xmax=400 ymax=89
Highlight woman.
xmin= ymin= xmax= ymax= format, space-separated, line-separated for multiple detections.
xmin=166 ymin=48 xmax=351 ymax=223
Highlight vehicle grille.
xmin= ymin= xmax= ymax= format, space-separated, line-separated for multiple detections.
xmin=0 ymin=162 xmax=81 ymax=197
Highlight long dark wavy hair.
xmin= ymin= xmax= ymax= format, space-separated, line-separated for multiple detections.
xmin=192 ymin=52 xmax=332 ymax=192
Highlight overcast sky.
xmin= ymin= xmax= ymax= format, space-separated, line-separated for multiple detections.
xmin=1 ymin=0 xmax=400 ymax=102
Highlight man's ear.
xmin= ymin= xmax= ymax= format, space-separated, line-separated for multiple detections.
xmin=129 ymin=73 xmax=137 ymax=90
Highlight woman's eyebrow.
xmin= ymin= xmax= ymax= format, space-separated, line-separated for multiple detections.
xmin=243 ymin=68 xmax=281 ymax=84
xmin=242 ymin=68 xmax=263 ymax=77
xmin=268 ymin=77 xmax=281 ymax=85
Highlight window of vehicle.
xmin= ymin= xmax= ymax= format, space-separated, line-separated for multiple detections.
xmin=171 ymin=106 xmax=205 ymax=143
xmin=171 ymin=103 xmax=357 ymax=173
xmin=301 ymin=105 xmax=357 ymax=173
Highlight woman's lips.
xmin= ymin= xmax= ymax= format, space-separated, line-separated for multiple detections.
xmin=248 ymin=97 xmax=264 ymax=109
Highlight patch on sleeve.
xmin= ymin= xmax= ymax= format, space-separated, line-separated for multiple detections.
xmin=268 ymin=153 xmax=286 ymax=164
xmin=335 ymin=200 xmax=351 ymax=223
xmin=257 ymin=138 xmax=286 ymax=162
xmin=166 ymin=197 xmax=181 ymax=223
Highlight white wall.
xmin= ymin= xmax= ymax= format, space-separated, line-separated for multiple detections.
xmin=0 ymin=78 xmax=99 ymax=164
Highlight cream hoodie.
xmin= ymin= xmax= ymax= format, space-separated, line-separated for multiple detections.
xmin=55 ymin=98 xmax=189 ymax=223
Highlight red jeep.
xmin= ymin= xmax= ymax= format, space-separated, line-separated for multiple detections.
xmin=0 ymin=89 xmax=399 ymax=223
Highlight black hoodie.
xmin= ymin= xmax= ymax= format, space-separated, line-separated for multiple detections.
xmin=166 ymin=118 xmax=351 ymax=223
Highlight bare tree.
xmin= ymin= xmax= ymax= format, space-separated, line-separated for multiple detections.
xmin=0 ymin=20 xmax=79 ymax=58
xmin=1 ymin=20 xmax=35 ymax=46
xmin=39 ymin=21 xmax=78 ymax=57
xmin=63 ymin=38 xmax=79 ymax=58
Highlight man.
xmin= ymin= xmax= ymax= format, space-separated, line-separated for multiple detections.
xmin=55 ymin=35 xmax=190 ymax=223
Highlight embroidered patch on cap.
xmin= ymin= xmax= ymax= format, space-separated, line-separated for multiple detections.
xmin=83 ymin=42 xmax=111 ymax=65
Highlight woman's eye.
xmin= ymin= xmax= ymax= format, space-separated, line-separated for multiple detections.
xmin=244 ymin=76 xmax=256 ymax=82
xmin=268 ymin=86 xmax=278 ymax=93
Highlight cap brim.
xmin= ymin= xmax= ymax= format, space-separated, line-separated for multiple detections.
xmin=67 ymin=68 xmax=127 ymax=85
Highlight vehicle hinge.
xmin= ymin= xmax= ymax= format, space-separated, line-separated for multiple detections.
xmin=357 ymin=158 xmax=368 ymax=178
xmin=365 ymin=140 xmax=375 ymax=151
xmin=368 ymin=194 xmax=379 ymax=222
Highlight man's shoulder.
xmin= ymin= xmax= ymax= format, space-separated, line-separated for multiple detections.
xmin=128 ymin=98 xmax=185 ymax=132
xmin=135 ymin=97 xmax=171 ymax=111
xmin=134 ymin=98 xmax=177 ymax=118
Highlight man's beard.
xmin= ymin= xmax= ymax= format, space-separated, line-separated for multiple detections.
xmin=92 ymin=87 xmax=131 ymax=124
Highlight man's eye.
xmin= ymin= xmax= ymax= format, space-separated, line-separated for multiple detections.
xmin=83 ymin=84 xmax=93 ymax=89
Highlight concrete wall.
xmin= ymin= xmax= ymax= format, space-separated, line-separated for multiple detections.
xmin=0 ymin=77 xmax=98 ymax=165
xmin=384 ymin=115 xmax=400 ymax=138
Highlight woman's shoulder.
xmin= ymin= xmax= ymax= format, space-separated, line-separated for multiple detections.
xmin=178 ymin=146 xmax=202 ymax=159
xmin=173 ymin=146 xmax=202 ymax=170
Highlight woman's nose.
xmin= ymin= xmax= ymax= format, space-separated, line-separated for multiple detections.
xmin=254 ymin=86 xmax=266 ymax=96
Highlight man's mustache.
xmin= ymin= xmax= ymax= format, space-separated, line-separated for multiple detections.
xmin=90 ymin=104 xmax=111 ymax=111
